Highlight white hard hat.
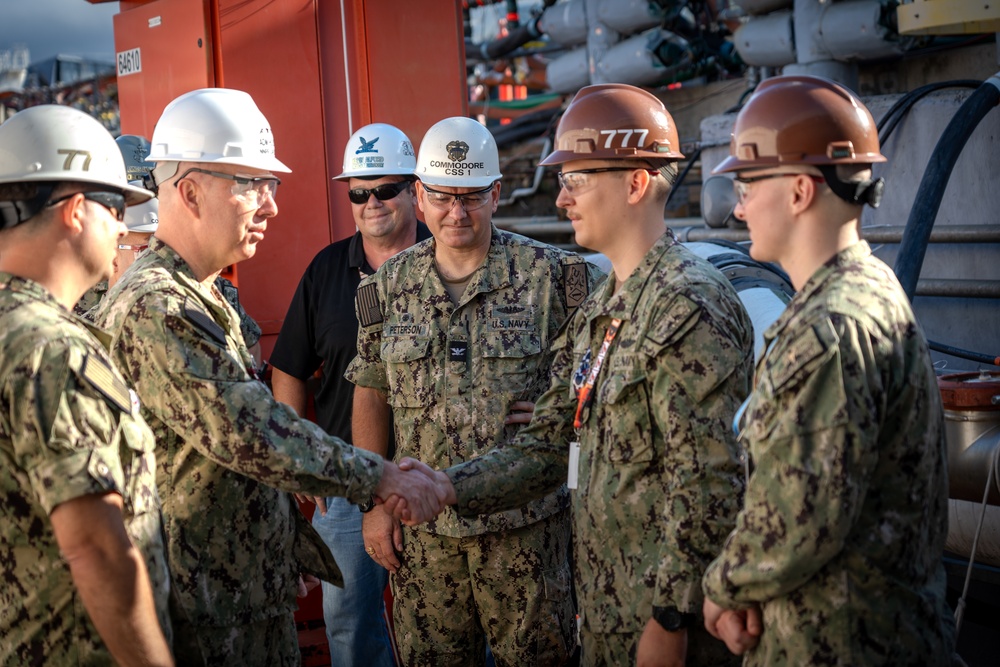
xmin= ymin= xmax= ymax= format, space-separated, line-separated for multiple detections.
xmin=124 ymin=182 xmax=158 ymax=232
xmin=416 ymin=116 xmax=501 ymax=188
xmin=0 ymin=105 xmax=152 ymax=205
xmin=148 ymin=88 xmax=291 ymax=173
xmin=115 ymin=135 xmax=157 ymax=232
xmin=334 ymin=123 xmax=415 ymax=181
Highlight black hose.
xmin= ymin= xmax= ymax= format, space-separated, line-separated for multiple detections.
xmin=893 ymin=75 xmax=1000 ymax=300
xmin=665 ymin=146 xmax=701 ymax=208
xmin=878 ymin=80 xmax=981 ymax=144
xmin=928 ymin=339 xmax=1000 ymax=367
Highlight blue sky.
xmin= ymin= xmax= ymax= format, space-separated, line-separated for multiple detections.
xmin=0 ymin=0 xmax=117 ymax=65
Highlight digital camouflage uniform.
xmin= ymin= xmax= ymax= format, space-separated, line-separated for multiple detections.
xmin=347 ymin=226 xmax=602 ymax=666
xmin=74 ymin=279 xmax=107 ymax=318
xmin=447 ymin=232 xmax=754 ymax=667
xmin=215 ymin=275 xmax=263 ymax=349
xmin=702 ymin=242 xmax=956 ymax=666
xmin=93 ymin=237 xmax=386 ymax=667
xmin=0 ymin=273 xmax=171 ymax=665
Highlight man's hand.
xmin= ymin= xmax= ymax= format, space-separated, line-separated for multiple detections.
xmin=504 ymin=400 xmax=535 ymax=425
xmin=380 ymin=457 xmax=456 ymax=524
xmin=363 ymin=509 xmax=403 ymax=573
xmin=374 ymin=459 xmax=454 ymax=525
xmin=636 ymin=618 xmax=687 ymax=667
xmin=703 ymin=597 xmax=762 ymax=655
xmin=292 ymin=495 xmax=328 ymax=515
xmin=297 ymin=573 xmax=321 ymax=598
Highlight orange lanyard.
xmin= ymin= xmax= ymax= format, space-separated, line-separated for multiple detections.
xmin=573 ymin=318 xmax=622 ymax=430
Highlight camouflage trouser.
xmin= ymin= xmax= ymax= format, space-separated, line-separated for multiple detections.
xmin=172 ymin=612 xmax=299 ymax=666
xmin=391 ymin=509 xmax=575 ymax=667
xmin=581 ymin=624 xmax=739 ymax=667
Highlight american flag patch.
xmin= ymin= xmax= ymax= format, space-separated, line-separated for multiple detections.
xmin=356 ymin=282 xmax=383 ymax=327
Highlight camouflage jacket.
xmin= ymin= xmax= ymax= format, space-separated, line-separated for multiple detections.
xmin=702 ymin=242 xmax=956 ymax=666
xmin=74 ymin=279 xmax=107 ymax=318
xmin=347 ymin=226 xmax=602 ymax=537
xmin=214 ymin=275 xmax=262 ymax=348
xmin=447 ymin=233 xmax=754 ymax=648
xmin=93 ymin=237 xmax=384 ymax=629
xmin=0 ymin=273 xmax=170 ymax=664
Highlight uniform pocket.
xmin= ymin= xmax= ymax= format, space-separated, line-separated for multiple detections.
xmin=598 ymin=366 xmax=654 ymax=463
xmin=382 ymin=336 xmax=433 ymax=408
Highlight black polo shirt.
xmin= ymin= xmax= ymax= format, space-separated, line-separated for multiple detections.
xmin=270 ymin=223 xmax=431 ymax=441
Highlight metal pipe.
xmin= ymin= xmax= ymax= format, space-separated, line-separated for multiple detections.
xmin=498 ymin=138 xmax=552 ymax=207
xmin=498 ymin=220 xmax=1000 ymax=245
xmin=915 ymin=280 xmax=1000 ymax=299
xmin=671 ymin=224 xmax=1000 ymax=245
xmin=945 ymin=411 xmax=1000 ymax=506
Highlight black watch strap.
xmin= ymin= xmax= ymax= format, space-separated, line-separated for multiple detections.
xmin=652 ymin=606 xmax=696 ymax=632
xmin=357 ymin=495 xmax=376 ymax=513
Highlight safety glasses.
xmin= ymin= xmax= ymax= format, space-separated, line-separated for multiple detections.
xmin=347 ymin=180 xmax=413 ymax=205
xmin=420 ymin=182 xmax=495 ymax=212
xmin=46 ymin=191 xmax=127 ymax=222
xmin=733 ymin=173 xmax=825 ymax=204
xmin=556 ymin=167 xmax=658 ymax=196
xmin=175 ymin=167 xmax=280 ymax=205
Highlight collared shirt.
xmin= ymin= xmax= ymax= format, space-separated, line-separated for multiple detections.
xmin=702 ymin=241 xmax=956 ymax=666
xmin=93 ymin=236 xmax=384 ymax=631
xmin=347 ymin=225 xmax=603 ymax=537
xmin=0 ymin=272 xmax=170 ymax=663
xmin=271 ymin=223 xmax=431 ymax=440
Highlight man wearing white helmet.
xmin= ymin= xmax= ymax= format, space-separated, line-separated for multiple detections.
xmin=78 ymin=134 xmax=265 ymax=368
xmin=92 ymin=89 xmax=449 ymax=666
xmin=271 ymin=123 xmax=430 ymax=667
xmin=347 ymin=116 xmax=603 ymax=665
xmin=0 ymin=106 xmax=172 ymax=665
xmin=75 ymin=134 xmax=160 ymax=316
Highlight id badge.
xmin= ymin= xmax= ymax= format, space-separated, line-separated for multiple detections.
xmin=567 ymin=441 xmax=581 ymax=489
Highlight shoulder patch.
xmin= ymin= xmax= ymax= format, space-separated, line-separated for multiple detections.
xmin=356 ymin=282 xmax=384 ymax=328
xmin=184 ymin=297 xmax=227 ymax=345
xmin=562 ymin=260 xmax=589 ymax=309
xmin=80 ymin=353 xmax=131 ymax=413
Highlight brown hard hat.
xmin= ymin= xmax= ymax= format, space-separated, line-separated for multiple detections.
xmin=540 ymin=83 xmax=684 ymax=166
xmin=714 ymin=75 xmax=886 ymax=174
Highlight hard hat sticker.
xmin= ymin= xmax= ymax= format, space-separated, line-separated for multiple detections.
xmin=259 ymin=128 xmax=275 ymax=155
xmin=356 ymin=136 xmax=379 ymax=154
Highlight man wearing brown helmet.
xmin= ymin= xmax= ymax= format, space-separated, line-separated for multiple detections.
xmin=700 ymin=75 xmax=956 ymax=666
xmin=394 ymin=84 xmax=754 ymax=666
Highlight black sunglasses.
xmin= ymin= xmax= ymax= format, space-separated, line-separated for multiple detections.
xmin=347 ymin=180 xmax=412 ymax=205
xmin=46 ymin=190 xmax=127 ymax=222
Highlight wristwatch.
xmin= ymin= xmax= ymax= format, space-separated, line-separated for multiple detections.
xmin=652 ymin=606 xmax=696 ymax=632
xmin=357 ymin=495 xmax=376 ymax=513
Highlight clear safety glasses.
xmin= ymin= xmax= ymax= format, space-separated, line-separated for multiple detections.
xmin=174 ymin=167 xmax=280 ymax=205
xmin=733 ymin=173 xmax=825 ymax=205
xmin=421 ymin=182 xmax=494 ymax=212
xmin=556 ymin=167 xmax=658 ymax=196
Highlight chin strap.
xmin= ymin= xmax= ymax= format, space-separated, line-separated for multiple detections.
xmin=817 ymin=165 xmax=885 ymax=209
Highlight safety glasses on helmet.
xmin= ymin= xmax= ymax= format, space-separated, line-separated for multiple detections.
xmin=420 ymin=182 xmax=494 ymax=212
xmin=347 ymin=180 xmax=412 ymax=205
xmin=46 ymin=191 xmax=127 ymax=222
xmin=174 ymin=167 xmax=280 ymax=204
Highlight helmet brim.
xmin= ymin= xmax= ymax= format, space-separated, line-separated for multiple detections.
xmin=0 ymin=172 xmax=154 ymax=206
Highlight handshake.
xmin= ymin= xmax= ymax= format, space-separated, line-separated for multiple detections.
xmin=373 ymin=458 xmax=457 ymax=525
